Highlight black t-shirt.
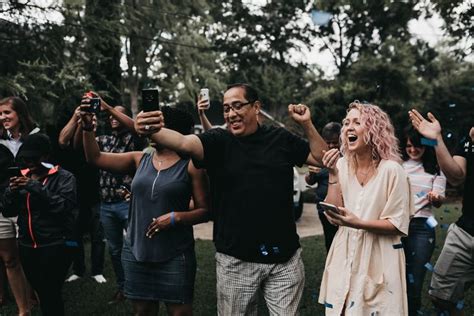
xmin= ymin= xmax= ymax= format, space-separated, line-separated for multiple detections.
xmin=194 ymin=125 xmax=310 ymax=263
xmin=455 ymin=135 xmax=474 ymax=236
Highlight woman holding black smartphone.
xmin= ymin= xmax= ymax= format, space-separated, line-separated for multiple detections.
xmin=2 ymin=134 xmax=77 ymax=316
xmin=318 ymin=101 xmax=413 ymax=315
xmin=80 ymin=105 xmax=209 ymax=316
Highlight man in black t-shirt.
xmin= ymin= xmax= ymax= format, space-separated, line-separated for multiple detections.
xmin=410 ymin=109 xmax=473 ymax=316
xmin=135 ymin=83 xmax=328 ymax=314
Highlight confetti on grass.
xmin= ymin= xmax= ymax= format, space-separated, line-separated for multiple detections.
xmin=424 ymin=262 xmax=434 ymax=272
xmin=425 ymin=216 xmax=438 ymax=229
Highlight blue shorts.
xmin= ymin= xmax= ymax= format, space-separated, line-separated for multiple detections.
xmin=122 ymin=241 xmax=196 ymax=303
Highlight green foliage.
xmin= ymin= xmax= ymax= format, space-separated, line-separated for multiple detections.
xmin=84 ymin=0 xmax=122 ymax=104
xmin=430 ymin=0 xmax=473 ymax=57
xmin=313 ymin=0 xmax=422 ymax=74
xmin=425 ymin=55 xmax=474 ymax=146
xmin=0 ymin=0 xmax=472 ymax=139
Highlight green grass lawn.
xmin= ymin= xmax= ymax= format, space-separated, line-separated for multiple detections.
xmin=1 ymin=202 xmax=472 ymax=315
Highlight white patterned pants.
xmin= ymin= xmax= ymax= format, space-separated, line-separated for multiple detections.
xmin=216 ymin=248 xmax=305 ymax=316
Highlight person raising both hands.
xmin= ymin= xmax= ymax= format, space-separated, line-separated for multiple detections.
xmin=409 ymin=109 xmax=474 ymax=316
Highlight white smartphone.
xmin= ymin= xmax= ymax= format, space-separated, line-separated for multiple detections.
xmin=319 ymin=202 xmax=341 ymax=214
xmin=200 ymin=88 xmax=210 ymax=109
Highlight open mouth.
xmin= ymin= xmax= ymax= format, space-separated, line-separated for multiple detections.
xmin=229 ymin=120 xmax=242 ymax=129
xmin=348 ymin=134 xmax=358 ymax=143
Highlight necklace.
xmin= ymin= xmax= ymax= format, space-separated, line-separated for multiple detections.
xmin=150 ymin=154 xmax=175 ymax=198
xmin=357 ymin=168 xmax=372 ymax=186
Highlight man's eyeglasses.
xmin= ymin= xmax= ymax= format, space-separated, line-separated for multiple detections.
xmin=222 ymin=101 xmax=254 ymax=114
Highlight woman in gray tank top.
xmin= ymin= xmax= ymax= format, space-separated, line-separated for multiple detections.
xmin=80 ymin=106 xmax=209 ymax=316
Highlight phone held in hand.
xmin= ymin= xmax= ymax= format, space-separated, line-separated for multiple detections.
xmin=318 ymin=202 xmax=341 ymax=214
xmin=87 ymin=98 xmax=101 ymax=114
xmin=7 ymin=166 xmax=22 ymax=178
xmin=142 ymin=89 xmax=160 ymax=112
xmin=82 ymin=92 xmax=101 ymax=114
xmin=199 ymin=88 xmax=210 ymax=109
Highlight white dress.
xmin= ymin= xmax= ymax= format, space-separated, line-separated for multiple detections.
xmin=319 ymin=157 xmax=414 ymax=315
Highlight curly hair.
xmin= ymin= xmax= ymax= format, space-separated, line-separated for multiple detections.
xmin=340 ymin=101 xmax=402 ymax=170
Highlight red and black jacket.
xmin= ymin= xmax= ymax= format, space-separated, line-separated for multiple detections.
xmin=2 ymin=166 xmax=78 ymax=248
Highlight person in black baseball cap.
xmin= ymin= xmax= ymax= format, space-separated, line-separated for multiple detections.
xmin=15 ymin=133 xmax=51 ymax=172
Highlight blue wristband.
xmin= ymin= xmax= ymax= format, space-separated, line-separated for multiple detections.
xmin=420 ymin=137 xmax=438 ymax=147
xmin=171 ymin=211 xmax=175 ymax=227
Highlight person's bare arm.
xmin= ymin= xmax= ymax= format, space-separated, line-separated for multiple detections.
xmin=326 ymin=208 xmax=399 ymax=234
xmin=135 ymin=110 xmax=204 ymax=161
xmin=72 ymin=121 xmax=83 ymax=150
xmin=58 ymin=106 xmax=80 ymax=148
xmin=409 ymin=110 xmax=466 ymax=185
xmin=99 ymin=96 xmax=137 ymax=134
xmin=288 ymin=104 xmax=328 ymax=166
xmin=80 ymin=111 xmax=142 ymax=174
xmin=321 ymin=149 xmax=344 ymax=207
xmin=197 ymin=97 xmax=213 ymax=131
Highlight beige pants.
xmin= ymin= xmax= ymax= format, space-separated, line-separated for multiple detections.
xmin=430 ymin=223 xmax=474 ymax=303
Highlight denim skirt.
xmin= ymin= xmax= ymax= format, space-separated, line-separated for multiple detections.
xmin=122 ymin=240 xmax=196 ymax=303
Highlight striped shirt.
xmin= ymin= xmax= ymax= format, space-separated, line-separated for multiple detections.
xmin=403 ymin=159 xmax=446 ymax=218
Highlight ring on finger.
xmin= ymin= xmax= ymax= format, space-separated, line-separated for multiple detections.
xmin=155 ymin=228 xmax=160 ymax=233
xmin=145 ymin=125 xmax=150 ymax=131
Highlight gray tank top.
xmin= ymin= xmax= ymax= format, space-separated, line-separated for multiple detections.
xmin=127 ymin=153 xmax=194 ymax=262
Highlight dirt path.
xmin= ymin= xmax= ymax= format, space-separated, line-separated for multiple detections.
xmin=193 ymin=203 xmax=323 ymax=240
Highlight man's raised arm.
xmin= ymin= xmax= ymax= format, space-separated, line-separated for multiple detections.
xmin=288 ymin=103 xmax=328 ymax=166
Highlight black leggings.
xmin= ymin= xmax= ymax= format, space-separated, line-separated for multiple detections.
xmin=20 ymin=244 xmax=73 ymax=316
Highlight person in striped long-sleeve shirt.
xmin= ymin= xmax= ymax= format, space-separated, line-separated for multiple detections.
xmin=401 ymin=126 xmax=446 ymax=316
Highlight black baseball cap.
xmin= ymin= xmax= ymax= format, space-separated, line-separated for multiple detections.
xmin=16 ymin=133 xmax=51 ymax=159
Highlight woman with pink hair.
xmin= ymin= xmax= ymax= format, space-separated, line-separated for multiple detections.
xmin=318 ymin=101 xmax=414 ymax=315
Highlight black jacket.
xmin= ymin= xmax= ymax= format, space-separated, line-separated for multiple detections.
xmin=2 ymin=166 xmax=78 ymax=247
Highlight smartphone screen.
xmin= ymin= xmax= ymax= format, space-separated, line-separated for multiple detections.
xmin=82 ymin=97 xmax=100 ymax=114
xmin=142 ymin=89 xmax=160 ymax=112
xmin=318 ymin=202 xmax=340 ymax=214
xmin=89 ymin=98 xmax=101 ymax=113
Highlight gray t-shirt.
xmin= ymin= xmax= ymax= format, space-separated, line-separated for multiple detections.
xmin=126 ymin=153 xmax=194 ymax=262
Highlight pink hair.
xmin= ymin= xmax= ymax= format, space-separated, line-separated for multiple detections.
xmin=340 ymin=101 xmax=402 ymax=169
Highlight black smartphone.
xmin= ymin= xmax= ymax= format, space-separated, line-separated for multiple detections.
xmin=142 ymin=89 xmax=160 ymax=112
xmin=318 ymin=202 xmax=341 ymax=214
xmin=7 ymin=166 xmax=22 ymax=178
xmin=83 ymin=97 xmax=101 ymax=114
